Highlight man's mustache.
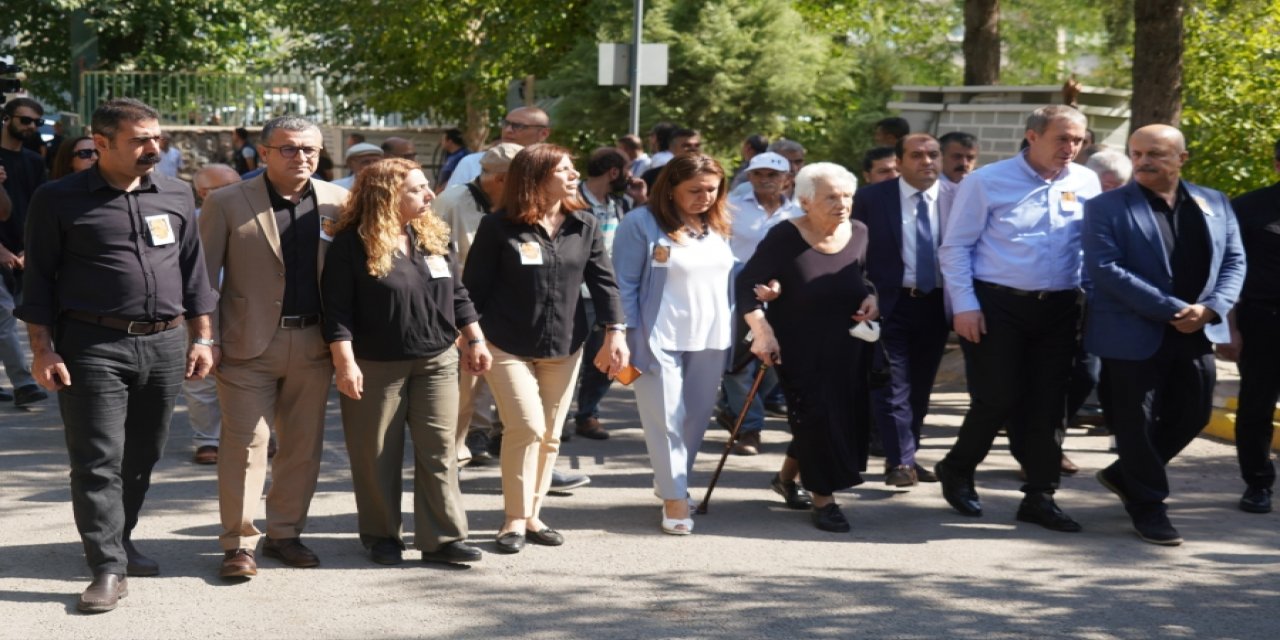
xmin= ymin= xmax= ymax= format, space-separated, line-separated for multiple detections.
xmin=137 ymin=154 xmax=161 ymax=165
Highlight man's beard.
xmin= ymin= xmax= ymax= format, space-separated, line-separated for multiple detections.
xmin=7 ymin=121 xmax=35 ymax=142
xmin=609 ymin=174 xmax=628 ymax=192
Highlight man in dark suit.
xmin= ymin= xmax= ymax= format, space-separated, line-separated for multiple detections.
xmin=1083 ymin=124 xmax=1245 ymax=545
xmin=1216 ymin=138 xmax=1280 ymax=514
xmin=853 ymin=133 xmax=955 ymax=487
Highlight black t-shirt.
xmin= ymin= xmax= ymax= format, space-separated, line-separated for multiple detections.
xmin=0 ymin=145 xmax=47 ymax=252
xmin=1232 ymin=182 xmax=1280 ymax=302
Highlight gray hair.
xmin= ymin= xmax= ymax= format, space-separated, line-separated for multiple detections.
xmin=261 ymin=116 xmax=320 ymax=144
xmin=1026 ymin=105 xmax=1087 ymax=135
xmin=768 ymin=138 xmax=806 ymax=156
xmin=1085 ymin=148 xmax=1133 ymax=183
xmin=794 ymin=162 xmax=857 ymax=203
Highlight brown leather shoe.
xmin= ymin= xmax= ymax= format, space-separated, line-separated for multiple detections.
xmin=885 ymin=464 xmax=918 ymax=487
xmin=1060 ymin=454 xmax=1080 ymax=475
xmin=77 ymin=574 xmax=127 ymax=613
xmin=262 ymin=536 xmax=319 ymax=568
xmin=574 ymin=416 xmax=609 ymax=440
xmin=219 ymin=549 xmax=257 ymax=579
xmin=193 ymin=445 xmax=218 ymax=465
xmin=733 ymin=430 xmax=760 ymax=456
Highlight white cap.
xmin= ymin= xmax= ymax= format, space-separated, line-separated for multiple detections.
xmin=344 ymin=142 xmax=384 ymax=159
xmin=746 ymin=151 xmax=790 ymax=173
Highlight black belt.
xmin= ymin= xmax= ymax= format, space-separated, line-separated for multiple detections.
xmin=65 ymin=311 xmax=183 ymax=335
xmin=279 ymin=314 xmax=321 ymax=329
xmin=1241 ymin=298 xmax=1280 ymax=313
xmin=902 ymin=287 xmax=941 ymax=298
xmin=975 ymin=280 xmax=1076 ymax=301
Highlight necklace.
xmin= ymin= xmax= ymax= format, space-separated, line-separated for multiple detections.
xmin=681 ymin=219 xmax=709 ymax=240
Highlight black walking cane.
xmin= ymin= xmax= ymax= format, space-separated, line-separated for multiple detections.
xmin=695 ymin=361 xmax=772 ymax=515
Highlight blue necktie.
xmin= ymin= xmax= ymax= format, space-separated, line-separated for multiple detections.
xmin=915 ymin=192 xmax=936 ymax=293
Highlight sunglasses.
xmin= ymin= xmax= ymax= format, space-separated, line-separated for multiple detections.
xmin=10 ymin=115 xmax=43 ymax=126
xmin=73 ymin=149 xmax=99 ymax=160
xmin=263 ymin=145 xmax=322 ymax=159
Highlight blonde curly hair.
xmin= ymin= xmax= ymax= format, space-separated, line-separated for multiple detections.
xmin=336 ymin=158 xmax=452 ymax=278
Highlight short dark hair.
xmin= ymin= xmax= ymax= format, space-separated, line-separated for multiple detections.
xmin=616 ymin=134 xmax=643 ymax=153
xmin=862 ymin=146 xmax=896 ymax=173
xmin=650 ymin=121 xmax=678 ymax=151
xmin=939 ymin=131 xmax=978 ymax=150
xmin=744 ymin=134 xmax=768 ymax=154
xmin=347 ymin=132 xmax=366 ymax=144
xmin=894 ymin=133 xmax=937 ymax=159
xmin=91 ymin=98 xmax=159 ymax=139
xmin=586 ymin=147 xmax=628 ymax=178
xmin=3 ymin=97 xmax=43 ymax=118
xmin=445 ymin=128 xmax=465 ymax=147
xmin=875 ymin=117 xmax=910 ymax=140
xmin=672 ymin=128 xmax=699 ymax=142
xmin=233 ymin=127 xmax=251 ymax=142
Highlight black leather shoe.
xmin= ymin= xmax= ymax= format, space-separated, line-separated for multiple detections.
xmin=77 ymin=574 xmax=127 ymax=613
xmin=935 ymin=460 xmax=982 ymax=517
xmin=369 ymin=538 xmax=403 ymax=566
xmin=526 ymin=528 xmax=565 ymax=546
xmin=262 ymin=536 xmax=320 ymax=568
xmin=1239 ymin=486 xmax=1273 ymax=514
xmin=13 ymin=383 xmax=48 ymax=407
xmin=811 ymin=502 xmax=851 ymax=533
xmin=1096 ymin=467 xmax=1130 ymax=505
xmin=422 ymin=540 xmax=483 ymax=563
xmin=123 ymin=539 xmax=159 ymax=577
xmin=913 ymin=463 xmax=938 ymax=483
xmin=1132 ymin=512 xmax=1182 ymax=546
xmin=1016 ymin=492 xmax=1082 ymax=532
xmin=770 ymin=473 xmax=813 ymax=510
xmin=494 ymin=531 xmax=525 ymax=554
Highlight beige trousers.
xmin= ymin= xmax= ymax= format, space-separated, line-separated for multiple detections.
xmin=215 ymin=325 xmax=333 ymax=551
xmin=484 ymin=344 xmax=583 ymax=519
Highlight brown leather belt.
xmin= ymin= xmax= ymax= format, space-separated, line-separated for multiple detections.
xmin=65 ymin=311 xmax=182 ymax=335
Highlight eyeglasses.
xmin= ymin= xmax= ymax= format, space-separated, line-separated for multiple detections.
xmin=11 ymin=115 xmax=43 ymax=126
xmin=501 ymin=119 xmax=547 ymax=133
xmin=263 ymin=145 xmax=322 ymax=159
xmin=73 ymin=149 xmax=99 ymax=160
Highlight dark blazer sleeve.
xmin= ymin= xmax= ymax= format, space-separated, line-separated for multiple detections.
xmin=1082 ymin=187 xmax=1185 ymax=322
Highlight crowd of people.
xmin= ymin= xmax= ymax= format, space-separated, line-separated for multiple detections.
xmin=1 ymin=94 xmax=1276 ymax=616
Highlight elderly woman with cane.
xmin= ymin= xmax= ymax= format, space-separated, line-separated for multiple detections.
xmin=323 ymin=158 xmax=491 ymax=565
xmin=612 ymin=154 xmax=737 ymax=535
xmin=463 ymin=144 xmax=629 ymax=554
xmin=736 ymin=162 xmax=878 ymax=532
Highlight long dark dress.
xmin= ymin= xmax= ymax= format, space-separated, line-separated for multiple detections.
xmin=735 ymin=220 xmax=873 ymax=495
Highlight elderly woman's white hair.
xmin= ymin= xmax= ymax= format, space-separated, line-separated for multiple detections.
xmin=794 ymin=162 xmax=858 ymax=203
xmin=1086 ymin=148 xmax=1133 ymax=184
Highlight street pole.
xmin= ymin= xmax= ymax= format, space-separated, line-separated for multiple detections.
xmin=629 ymin=0 xmax=643 ymax=136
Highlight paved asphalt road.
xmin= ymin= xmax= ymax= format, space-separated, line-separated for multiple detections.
xmin=1 ymin=349 xmax=1277 ymax=639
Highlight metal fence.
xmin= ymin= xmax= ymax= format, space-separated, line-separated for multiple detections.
xmin=78 ymin=71 xmax=436 ymax=128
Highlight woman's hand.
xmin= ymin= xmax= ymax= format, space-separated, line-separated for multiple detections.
xmin=853 ymin=294 xmax=879 ymax=323
xmin=594 ymin=329 xmax=630 ymax=377
xmin=753 ymin=279 xmax=782 ymax=303
xmin=465 ymin=341 xmax=493 ymax=376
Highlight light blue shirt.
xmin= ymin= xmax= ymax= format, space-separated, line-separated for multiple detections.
xmin=939 ymin=151 xmax=1101 ymax=314
xmin=898 ymin=178 xmax=941 ymax=289
xmin=727 ymin=190 xmax=800 ymax=263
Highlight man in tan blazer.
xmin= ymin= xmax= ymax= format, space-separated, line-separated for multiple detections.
xmin=199 ymin=116 xmax=349 ymax=579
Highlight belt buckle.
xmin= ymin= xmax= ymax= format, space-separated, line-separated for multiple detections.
xmin=279 ymin=316 xmax=296 ymax=329
xmin=126 ymin=320 xmax=152 ymax=335
xmin=1035 ymin=290 xmax=1050 ymax=301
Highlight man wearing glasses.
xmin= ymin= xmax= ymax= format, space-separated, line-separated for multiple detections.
xmin=199 ymin=116 xmax=350 ymax=580
xmin=445 ymin=106 xmax=551 ymax=188
xmin=0 ymin=97 xmax=50 ymax=408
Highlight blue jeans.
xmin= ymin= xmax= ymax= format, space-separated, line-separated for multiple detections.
xmin=0 ymin=283 xmax=35 ymax=389
xmin=718 ymin=360 xmax=777 ymax=434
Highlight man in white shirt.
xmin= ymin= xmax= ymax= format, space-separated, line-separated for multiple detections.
xmin=445 ymin=107 xmax=551 ymax=188
xmin=332 ymin=142 xmax=383 ymax=188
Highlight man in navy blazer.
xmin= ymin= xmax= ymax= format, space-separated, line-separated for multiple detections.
xmin=1083 ymin=124 xmax=1245 ymax=546
xmin=854 ymin=134 xmax=955 ymax=487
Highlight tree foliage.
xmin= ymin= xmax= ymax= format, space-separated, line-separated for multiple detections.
xmin=1181 ymin=0 xmax=1280 ymax=194
xmin=0 ymin=0 xmax=284 ymax=110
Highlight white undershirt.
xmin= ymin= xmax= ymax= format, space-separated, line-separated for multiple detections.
xmin=651 ymin=232 xmax=735 ymax=352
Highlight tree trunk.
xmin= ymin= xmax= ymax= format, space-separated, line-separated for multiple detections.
xmin=1131 ymin=0 xmax=1184 ymax=130
xmin=462 ymin=81 xmax=489 ymax=151
xmin=964 ymin=0 xmax=1000 ymax=85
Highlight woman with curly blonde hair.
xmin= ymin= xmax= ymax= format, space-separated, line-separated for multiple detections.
xmin=322 ymin=158 xmax=493 ymax=565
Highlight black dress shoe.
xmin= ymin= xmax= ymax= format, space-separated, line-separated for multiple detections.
xmin=1132 ymin=512 xmax=1182 ymax=546
xmin=369 ymin=538 xmax=403 ymax=566
xmin=935 ymin=460 xmax=982 ymax=517
xmin=422 ymin=540 xmax=483 ymax=563
xmin=770 ymin=473 xmax=813 ymax=510
xmin=1015 ymin=492 xmax=1082 ymax=532
xmin=811 ymin=502 xmax=851 ymax=533
xmin=525 ymin=528 xmax=565 ymax=546
xmin=123 ymin=539 xmax=159 ymax=577
xmin=13 ymin=383 xmax=48 ymax=407
xmin=77 ymin=574 xmax=127 ymax=613
xmin=494 ymin=531 xmax=525 ymax=554
xmin=913 ymin=463 xmax=938 ymax=483
xmin=1239 ymin=486 xmax=1273 ymax=514
xmin=1096 ymin=467 xmax=1130 ymax=505
xmin=262 ymin=536 xmax=320 ymax=567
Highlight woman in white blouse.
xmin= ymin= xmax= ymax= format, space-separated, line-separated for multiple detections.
xmin=612 ymin=154 xmax=737 ymax=535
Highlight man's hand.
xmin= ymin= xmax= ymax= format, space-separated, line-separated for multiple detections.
xmin=753 ymin=279 xmax=781 ymax=303
xmin=0 ymin=245 xmax=20 ymax=270
xmin=33 ymin=350 xmax=71 ymax=391
xmin=1171 ymin=304 xmax=1216 ymax=334
xmin=0 ymin=165 xmax=7 ymax=184
xmin=335 ymin=360 xmax=363 ymax=400
xmin=953 ymin=310 xmax=986 ymax=343
xmin=186 ymin=343 xmax=214 ymax=380
xmin=465 ymin=341 xmax=493 ymax=376
xmin=625 ymin=177 xmax=648 ymax=205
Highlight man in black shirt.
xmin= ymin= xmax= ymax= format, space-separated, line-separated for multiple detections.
xmin=1218 ymin=138 xmax=1280 ymax=514
xmin=0 ymin=97 xmax=49 ymax=407
xmin=200 ymin=116 xmax=349 ymax=580
xmin=17 ymin=98 xmax=217 ymax=612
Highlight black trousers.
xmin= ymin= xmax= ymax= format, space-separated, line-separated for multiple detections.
xmin=1234 ymin=299 xmax=1279 ymax=490
xmin=1103 ymin=338 xmax=1215 ymax=518
xmin=56 ymin=320 xmax=186 ymax=576
xmin=944 ymin=285 xmax=1080 ymax=493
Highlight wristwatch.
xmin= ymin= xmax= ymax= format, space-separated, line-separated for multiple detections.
xmin=192 ymin=337 xmax=216 ymax=347
xmin=604 ymin=323 xmax=627 ymax=333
